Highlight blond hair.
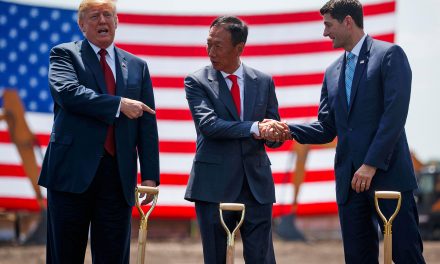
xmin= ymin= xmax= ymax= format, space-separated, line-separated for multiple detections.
xmin=77 ymin=0 xmax=116 ymax=22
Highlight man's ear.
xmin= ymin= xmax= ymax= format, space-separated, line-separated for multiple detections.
xmin=236 ymin=42 xmax=245 ymax=56
xmin=114 ymin=15 xmax=118 ymax=29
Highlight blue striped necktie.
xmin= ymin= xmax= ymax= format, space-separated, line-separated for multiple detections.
xmin=345 ymin=52 xmax=356 ymax=106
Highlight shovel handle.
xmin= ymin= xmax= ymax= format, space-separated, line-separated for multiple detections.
xmin=137 ymin=186 xmax=159 ymax=195
xmin=375 ymin=191 xmax=401 ymax=199
xmin=220 ymin=203 xmax=245 ymax=211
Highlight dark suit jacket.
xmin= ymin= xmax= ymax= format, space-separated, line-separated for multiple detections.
xmin=289 ymin=35 xmax=418 ymax=204
xmin=184 ymin=64 xmax=281 ymax=204
xmin=38 ymin=40 xmax=159 ymax=206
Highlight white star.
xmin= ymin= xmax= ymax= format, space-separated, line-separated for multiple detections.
xmin=30 ymin=8 xmax=39 ymax=18
xmin=61 ymin=23 xmax=71 ymax=33
xmin=40 ymin=20 xmax=49 ymax=31
xmin=0 ymin=62 xmax=6 ymax=72
xmin=19 ymin=18 xmax=28 ymax=28
xmin=39 ymin=43 xmax=48 ymax=53
xmin=39 ymin=66 xmax=47 ymax=77
xmin=50 ymin=33 xmax=60 ymax=43
xmin=19 ymin=89 xmax=27 ymax=98
xmin=9 ymin=75 xmax=17 ymax=86
xmin=8 ymin=52 xmax=17 ymax=62
xmin=71 ymin=35 xmax=81 ymax=41
xmin=19 ymin=41 xmax=28 ymax=51
xmin=0 ymin=15 xmax=7 ymax=25
xmin=18 ymin=64 xmax=27 ymax=75
xmin=29 ymin=54 xmax=38 ymax=64
xmin=0 ymin=39 xmax=6 ymax=49
xmin=28 ymin=101 xmax=38 ymax=111
xmin=39 ymin=90 xmax=49 ymax=100
xmin=30 ymin=77 xmax=38 ymax=88
xmin=30 ymin=31 xmax=39 ymax=41
xmin=72 ymin=13 xmax=78 ymax=22
xmin=51 ymin=10 xmax=60 ymax=20
xmin=9 ymin=5 xmax=17 ymax=15
xmin=9 ymin=28 xmax=17 ymax=38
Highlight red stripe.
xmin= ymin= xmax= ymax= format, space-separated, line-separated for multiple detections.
xmin=0 ymin=198 xmax=337 ymax=217
xmin=152 ymin=72 xmax=325 ymax=88
xmin=156 ymin=105 xmax=318 ymax=120
xmin=118 ymin=33 xmax=394 ymax=57
xmin=118 ymin=2 xmax=394 ymax=26
xmin=2 ymin=165 xmax=334 ymax=184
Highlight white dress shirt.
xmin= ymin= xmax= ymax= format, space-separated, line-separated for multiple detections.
xmin=346 ymin=33 xmax=367 ymax=65
xmin=88 ymin=40 xmax=121 ymax=117
xmin=220 ymin=63 xmax=260 ymax=136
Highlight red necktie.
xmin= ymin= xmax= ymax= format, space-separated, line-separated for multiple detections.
xmin=227 ymin=74 xmax=241 ymax=117
xmin=99 ymin=49 xmax=116 ymax=156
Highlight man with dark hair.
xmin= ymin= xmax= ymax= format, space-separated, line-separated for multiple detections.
xmin=261 ymin=0 xmax=426 ymax=263
xmin=184 ymin=15 xmax=285 ymax=263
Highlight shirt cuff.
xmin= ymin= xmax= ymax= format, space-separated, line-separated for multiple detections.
xmin=116 ymin=99 xmax=121 ymax=117
xmin=250 ymin=121 xmax=260 ymax=136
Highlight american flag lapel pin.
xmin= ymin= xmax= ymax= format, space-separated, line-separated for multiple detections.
xmin=360 ymin=60 xmax=365 ymax=64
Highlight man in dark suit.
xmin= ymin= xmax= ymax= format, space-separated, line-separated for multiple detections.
xmin=184 ymin=16 xmax=286 ymax=264
xmin=261 ymin=0 xmax=425 ymax=263
xmin=38 ymin=0 xmax=159 ymax=263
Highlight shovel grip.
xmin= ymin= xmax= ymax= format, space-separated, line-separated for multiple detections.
xmin=375 ymin=191 xmax=401 ymax=199
xmin=137 ymin=186 xmax=159 ymax=195
xmin=220 ymin=203 xmax=245 ymax=211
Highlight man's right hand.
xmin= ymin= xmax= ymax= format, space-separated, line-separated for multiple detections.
xmin=258 ymin=119 xmax=292 ymax=142
xmin=120 ymin=98 xmax=155 ymax=119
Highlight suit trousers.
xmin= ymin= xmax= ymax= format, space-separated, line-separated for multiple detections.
xmin=195 ymin=176 xmax=276 ymax=264
xmin=338 ymin=188 xmax=425 ymax=264
xmin=46 ymin=151 xmax=132 ymax=264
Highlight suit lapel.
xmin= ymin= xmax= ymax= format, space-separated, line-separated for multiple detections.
xmin=243 ymin=64 xmax=258 ymax=121
xmin=114 ymin=47 xmax=128 ymax=97
xmin=80 ymin=40 xmax=107 ymax=94
xmin=207 ymin=67 xmax=240 ymax=121
xmin=348 ymin=35 xmax=372 ymax=114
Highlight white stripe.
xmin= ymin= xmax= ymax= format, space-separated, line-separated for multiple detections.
xmin=154 ymin=85 xmax=321 ymax=109
xmin=0 ymin=178 xmax=335 ymax=205
xmin=157 ymin=149 xmax=334 ymax=174
xmin=14 ymin=112 xmax=319 ymax=141
xmin=142 ymin=51 xmax=341 ymax=76
xmin=116 ymin=14 xmax=395 ymax=46
xmin=0 ymin=177 xmax=47 ymax=199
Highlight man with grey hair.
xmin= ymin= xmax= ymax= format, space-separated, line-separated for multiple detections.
xmin=38 ymin=0 xmax=159 ymax=262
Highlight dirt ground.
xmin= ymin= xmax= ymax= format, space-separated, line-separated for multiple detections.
xmin=0 ymin=239 xmax=439 ymax=264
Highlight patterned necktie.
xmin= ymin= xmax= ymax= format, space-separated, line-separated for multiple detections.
xmin=345 ymin=52 xmax=356 ymax=106
xmin=98 ymin=49 xmax=116 ymax=156
xmin=227 ymin=74 xmax=241 ymax=117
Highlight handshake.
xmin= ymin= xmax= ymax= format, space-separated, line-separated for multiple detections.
xmin=255 ymin=119 xmax=292 ymax=142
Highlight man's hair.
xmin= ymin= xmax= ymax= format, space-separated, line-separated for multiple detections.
xmin=320 ymin=0 xmax=363 ymax=29
xmin=77 ymin=0 xmax=116 ymax=21
xmin=210 ymin=16 xmax=248 ymax=46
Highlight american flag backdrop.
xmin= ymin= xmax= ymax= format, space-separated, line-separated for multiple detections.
xmin=0 ymin=0 xmax=396 ymax=218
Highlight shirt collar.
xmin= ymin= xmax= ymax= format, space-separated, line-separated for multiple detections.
xmin=88 ymin=40 xmax=115 ymax=61
xmin=220 ymin=62 xmax=244 ymax=80
xmin=347 ymin=34 xmax=366 ymax=58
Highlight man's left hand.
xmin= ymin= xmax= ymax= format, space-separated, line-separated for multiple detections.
xmin=351 ymin=164 xmax=376 ymax=193
xmin=139 ymin=180 xmax=157 ymax=205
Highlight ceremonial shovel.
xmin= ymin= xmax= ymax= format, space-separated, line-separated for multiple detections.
xmin=135 ymin=186 xmax=159 ymax=264
xmin=374 ymin=191 xmax=402 ymax=264
xmin=219 ymin=203 xmax=246 ymax=264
